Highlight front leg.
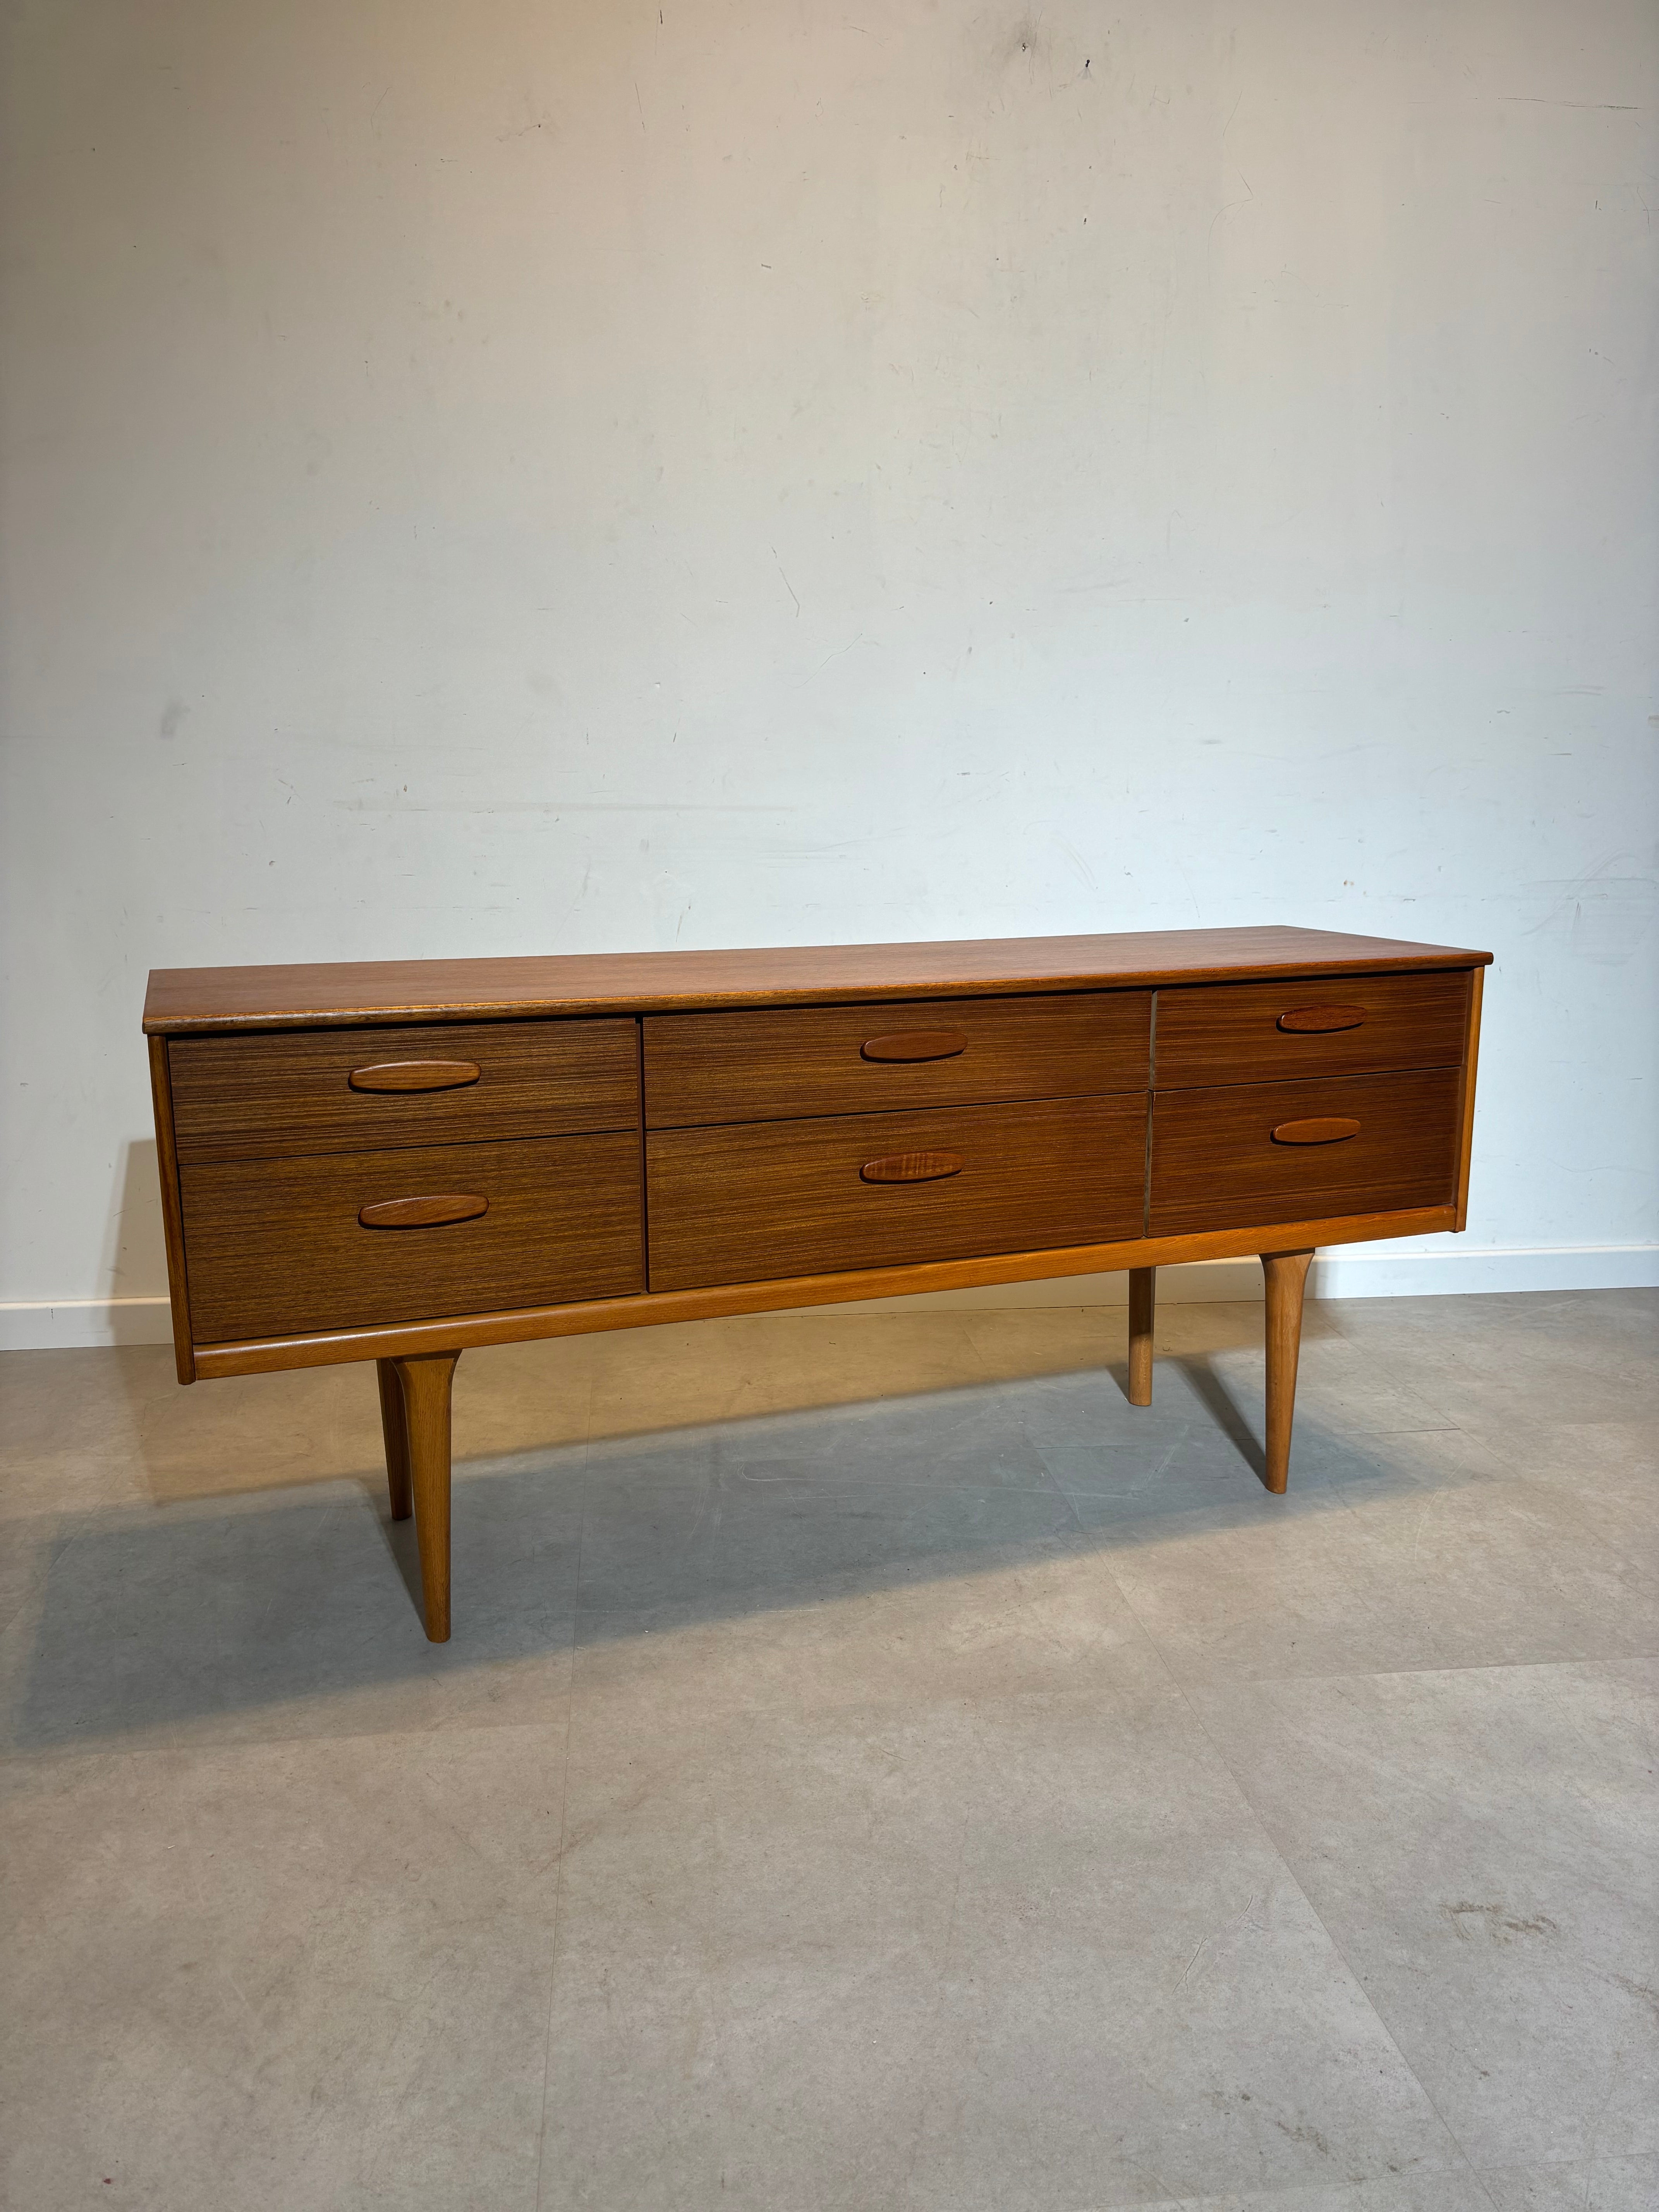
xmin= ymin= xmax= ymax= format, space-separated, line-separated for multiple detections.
xmin=1128 ymin=1267 xmax=1156 ymax=1407
xmin=1261 ymin=1250 xmax=1313 ymax=1495
xmin=388 ymin=1351 xmax=462 ymax=1641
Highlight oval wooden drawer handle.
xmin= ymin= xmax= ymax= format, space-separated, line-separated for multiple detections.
xmin=1270 ymin=1117 xmax=1360 ymax=1146
xmin=860 ymin=1151 xmax=963 ymax=1184
xmin=1276 ymin=1005 xmax=1365 ymax=1034
xmin=860 ymin=1029 xmax=968 ymax=1063
xmin=348 ymin=1060 xmax=481 ymax=1093
xmin=359 ymin=1193 xmax=490 ymax=1229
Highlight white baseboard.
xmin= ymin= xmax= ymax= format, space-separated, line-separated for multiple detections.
xmin=1312 ymin=1241 xmax=1659 ymax=1297
xmin=0 ymin=1298 xmax=177 ymax=1350
xmin=2 ymin=1246 xmax=1654 ymax=1350
xmin=816 ymin=1242 xmax=1659 ymax=1313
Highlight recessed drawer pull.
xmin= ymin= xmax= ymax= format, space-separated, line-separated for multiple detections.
xmin=860 ymin=1029 xmax=969 ymax=1063
xmin=358 ymin=1193 xmax=490 ymax=1228
xmin=1270 ymin=1117 xmax=1361 ymax=1146
xmin=860 ymin=1151 xmax=964 ymax=1184
xmin=348 ymin=1060 xmax=482 ymax=1093
xmin=1276 ymin=1005 xmax=1365 ymax=1034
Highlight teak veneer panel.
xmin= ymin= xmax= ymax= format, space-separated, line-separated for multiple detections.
xmin=1153 ymin=969 xmax=1469 ymax=1089
xmin=143 ymin=927 xmax=1492 ymax=1034
xmin=643 ymin=991 xmax=1150 ymax=1128
xmin=180 ymin=1133 xmax=642 ymax=1341
xmin=646 ymin=1095 xmax=1148 ymax=1291
xmin=169 ymin=1017 xmax=639 ymax=1163
xmin=1150 ymin=1067 xmax=1462 ymax=1235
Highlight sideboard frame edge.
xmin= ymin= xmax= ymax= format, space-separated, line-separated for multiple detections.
xmin=1454 ymin=966 xmax=1484 ymax=1233
xmin=143 ymin=954 xmax=1494 ymax=1036
xmin=191 ymin=1204 xmax=1459 ymax=1379
xmin=147 ymin=1035 xmax=197 ymax=1383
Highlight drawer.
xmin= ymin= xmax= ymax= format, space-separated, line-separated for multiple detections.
xmin=647 ymin=1096 xmax=1147 ymax=1291
xmin=644 ymin=991 xmax=1149 ymax=1128
xmin=1149 ymin=1068 xmax=1461 ymax=1235
xmin=169 ymin=1018 xmax=639 ymax=1162
xmin=1154 ymin=970 xmax=1470 ymax=1089
xmin=179 ymin=1134 xmax=642 ymax=1342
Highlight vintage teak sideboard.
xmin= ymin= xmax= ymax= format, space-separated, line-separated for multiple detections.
xmin=143 ymin=927 xmax=1490 ymax=1641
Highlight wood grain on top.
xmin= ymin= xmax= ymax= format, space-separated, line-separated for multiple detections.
xmin=143 ymin=927 xmax=1493 ymax=1035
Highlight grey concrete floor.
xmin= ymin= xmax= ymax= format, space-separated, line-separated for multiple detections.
xmin=1 ymin=1289 xmax=1655 ymax=2212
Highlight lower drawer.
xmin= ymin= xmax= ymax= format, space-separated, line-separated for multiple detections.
xmin=1150 ymin=1068 xmax=1460 ymax=1235
xmin=646 ymin=1096 xmax=1147 ymax=1291
xmin=180 ymin=1135 xmax=642 ymax=1343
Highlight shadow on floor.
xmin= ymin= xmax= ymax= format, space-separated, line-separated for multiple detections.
xmin=5 ymin=1347 xmax=1480 ymax=1752
xmin=1166 ymin=1355 xmax=1269 ymax=1481
xmin=96 ymin=1298 xmax=1351 ymax=1507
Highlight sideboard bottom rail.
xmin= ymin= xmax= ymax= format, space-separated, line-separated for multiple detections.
xmin=191 ymin=1204 xmax=1453 ymax=1644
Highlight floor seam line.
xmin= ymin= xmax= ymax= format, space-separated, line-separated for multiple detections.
xmin=1093 ymin=1469 xmax=1503 ymax=2204
xmin=1168 ymin=1661 xmax=1504 ymax=2209
xmin=1156 ymin=1652 xmax=1644 ymax=1691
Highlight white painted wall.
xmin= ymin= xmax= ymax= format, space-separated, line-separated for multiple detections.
xmin=2 ymin=0 xmax=1655 ymax=1346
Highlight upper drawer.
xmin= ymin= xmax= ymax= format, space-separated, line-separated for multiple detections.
xmin=1154 ymin=970 xmax=1470 ymax=1089
xmin=168 ymin=1017 xmax=639 ymax=1163
xmin=643 ymin=991 xmax=1150 ymax=1128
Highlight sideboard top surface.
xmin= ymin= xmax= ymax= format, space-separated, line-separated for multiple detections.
xmin=143 ymin=926 xmax=1494 ymax=1035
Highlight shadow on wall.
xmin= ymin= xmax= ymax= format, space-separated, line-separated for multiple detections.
xmin=98 ymin=1139 xmax=172 ymax=1338
xmin=8 ymin=1344 xmax=1462 ymax=1755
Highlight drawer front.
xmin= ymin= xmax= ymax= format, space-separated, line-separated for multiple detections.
xmin=1154 ymin=970 xmax=1470 ymax=1089
xmin=1150 ymin=1069 xmax=1461 ymax=1235
xmin=169 ymin=1018 xmax=639 ymax=1163
xmin=179 ymin=1134 xmax=642 ymax=1342
xmin=647 ymin=1096 xmax=1147 ymax=1291
xmin=644 ymin=991 xmax=1149 ymax=1129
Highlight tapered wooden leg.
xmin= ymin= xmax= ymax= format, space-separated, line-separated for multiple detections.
xmin=1128 ymin=1267 xmax=1156 ymax=1407
xmin=390 ymin=1351 xmax=461 ymax=1642
xmin=376 ymin=1358 xmax=412 ymax=1521
xmin=1261 ymin=1249 xmax=1313 ymax=1495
